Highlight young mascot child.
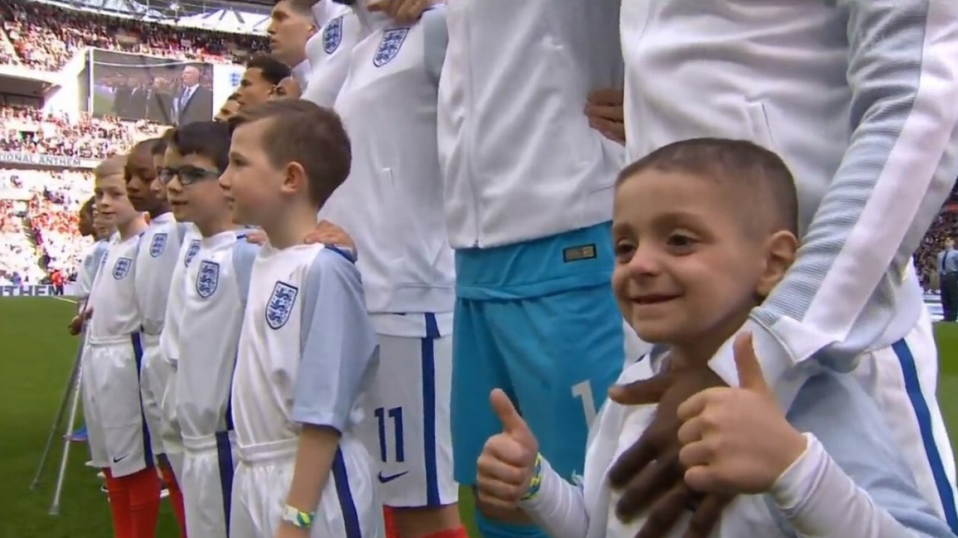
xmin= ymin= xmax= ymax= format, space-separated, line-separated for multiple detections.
xmin=220 ymin=99 xmax=382 ymax=538
xmin=76 ymin=197 xmax=107 ymax=309
xmin=125 ymin=137 xmax=189 ymax=537
xmin=164 ymin=120 xmax=258 ymax=538
xmin=476 ymin=139 xmax=956 ymax=538
xmin=68 ymin=198 xmax=113 ymax=442
xmin=81 ymin=155 xmax=160 ymax=538
xmin=150 ymin=131 xmax=202 ymax=488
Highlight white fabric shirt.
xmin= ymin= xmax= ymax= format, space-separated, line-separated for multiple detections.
xmin=437 ymin=0 xmax=625 ymax=249
xmin=312 ymin=1 xmax=351 ymax=35
xmin=176 ymin=229 xmax=257 ymax=438
xmin=620 ymin=1 xmax=958 ymax=404
xmin=160 ymin=225 xmax=202 ymax=367
xmin=133 ymin=213 xmax=185 ymax=336
xmin=77 ymin=239 xmax=109 ymax=300
xmin=324 ymin=3 xmax=453 ymax=337
xmin=231 ymin=243 xmax=379 ymax=448
xmin=521 ymin=355 xmax=953 ymax=538
xmin=302 ymin=10 xmax=364 ymax=108
xmin=87 ymin=233 xmax=142 ymax=341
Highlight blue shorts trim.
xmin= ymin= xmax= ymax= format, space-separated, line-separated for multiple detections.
xmin=892 ymin=339 xmax=958 ymax=532
xmin=332 ymin=448 xmax=363 ymax=538
xmin=421 ymin=313 xmax=441 ymax=507
xmin=215 ymin=431 xmax=234 ymax=532
xmin=130 ymin=332 xmax=155 ymax=468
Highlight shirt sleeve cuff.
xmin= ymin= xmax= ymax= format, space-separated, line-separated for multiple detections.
xmin=707 ymin=318 xmax=808 ymax=408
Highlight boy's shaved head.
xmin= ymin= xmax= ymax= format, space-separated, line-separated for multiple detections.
xmin=618 ymin=138 xmax=799 ymax=237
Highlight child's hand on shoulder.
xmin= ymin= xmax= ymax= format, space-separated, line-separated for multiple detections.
xmin=676 ymin=333 xmax=807 ymax=495
xmin=476 ymin=389 xmax=540 ymax=510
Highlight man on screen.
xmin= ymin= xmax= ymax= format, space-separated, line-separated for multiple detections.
xmin=147 ymin=77 xmax=174 ymax=124
xmin=172 ymin=65 xmax=213 ymax=125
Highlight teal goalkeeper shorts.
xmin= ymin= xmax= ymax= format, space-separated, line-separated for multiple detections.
xmin=451 ymin=223 xmax=626 ymax=483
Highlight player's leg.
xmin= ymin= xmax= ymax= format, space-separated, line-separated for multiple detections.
xmin=310 ymin=439 xmax=385 ymax=538
xmin=139 ymin=339 xmax=187 ymax=537
xmin=227 ymin=464 xmax=257 ymax=538
xmin=853 ymin=307 xmax=958 ymax=532
xmin=449 ymin=299 xmax=529 ymax=537
xmin=85 ymin=345 xmax=129 ymax=538
xmin=98 ymin=337 xmax=161 ymax=538
xmin=359 ymin=326 xmax=463 ymax=538
xmin=182 ymin=435 xmax=234 ymax=538
xmin=493 ymin=285 xmax=624 ymax=481
xmin=468 ymin=286 xmax=624 ymax=538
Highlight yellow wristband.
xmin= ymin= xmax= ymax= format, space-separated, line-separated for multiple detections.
xmin=521 ymin=453 xmax=544 ymax=501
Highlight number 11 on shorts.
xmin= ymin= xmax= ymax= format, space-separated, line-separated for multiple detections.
xmin=572 ymin=381 xmax=597 ymax=428
xmin=375 ymin=406 xmax=405 ymax=463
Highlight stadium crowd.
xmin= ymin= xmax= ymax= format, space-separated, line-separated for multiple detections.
xmin=0 ymin=105 xmax=163 ymax=159
xmin=0 ymin=167 xmax=93 ymax=286
xmin=0 ymin=0 xmax=268 ymax=71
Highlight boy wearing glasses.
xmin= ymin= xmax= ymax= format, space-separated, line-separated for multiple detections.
xmin=158 ymin=120 xmax=260 ymax=538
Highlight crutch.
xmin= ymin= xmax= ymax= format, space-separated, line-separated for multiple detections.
xmin=30 ymin=330 xmax=85 ymax=493
xmin=48 ymin=327 xmax=87 ymax=515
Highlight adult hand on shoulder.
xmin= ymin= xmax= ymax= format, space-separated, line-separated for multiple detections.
xmin=584 ymin=88 xmax=625 ymax=145
xmin=302 ymin=220 xmax=356 ymax=255
xmin=246 ymin=221 xmax=356 ymax=256
xmin=607 ymin=359 xmax=730 ymax=538
xmin=677 ymin=333 xmax=807 ymax=495
xmin=476 ymin=389 xmax=539 ymax=510
xmin=367 ymin=0 xmax=431 ymax=23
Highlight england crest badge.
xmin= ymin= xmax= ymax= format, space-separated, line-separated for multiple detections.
xmin=324 ymin=16 xmax=344 ymax=54
xmin=184 ymin=240 xmax=201 ymax=267
xmin=266 ymin=281 xmax=299 ymax=330
xmin=113 ymin=257 xmax=132 ymax=280
xmin=196 ymin=260 xmax=220 ymax=299
xmin=373 ymin=28 xmax=409 ymax=68
xmin=149 ymin=233 xmax=168 ymax=258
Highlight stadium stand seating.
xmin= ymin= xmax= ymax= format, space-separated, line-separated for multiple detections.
xmin=0 ymin=0 xmax=268 ymax=70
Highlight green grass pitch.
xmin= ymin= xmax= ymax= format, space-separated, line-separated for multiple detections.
xmin=2 ymin=297 xmax=957 ymax=537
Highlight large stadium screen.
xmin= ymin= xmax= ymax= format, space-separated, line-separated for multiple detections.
xmin=86 ymin=49 xmax=214 ymax=126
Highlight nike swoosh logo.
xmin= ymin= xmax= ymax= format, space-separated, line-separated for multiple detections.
xmin=112 ymin=455 xmax=127 ymax=463
xmin=377 ymin=471 xmax=408 ymax=484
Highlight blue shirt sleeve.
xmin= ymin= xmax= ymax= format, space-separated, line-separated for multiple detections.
xmin=421 ymin=6 xmax=448 ymax=87
xmin=772 ymin=371 xmax=954 ymax=537
xmin=230 ymin=239 xmax=259 ymax=309
xmin=291 ymin=248 xmax=379 ymax=431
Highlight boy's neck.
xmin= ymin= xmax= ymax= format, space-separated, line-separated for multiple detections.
xmin=117 ymin=216 xmax=148 ymax=240
xmin=668 ymin=309 xmax=754 ymax=372
xmin=148 ymin=207 xmax=171 ymax=220
xmin=196 ymin=214 xmax=241 ymax=238
xmin=261 ymin=205 xmax=318 ymax=250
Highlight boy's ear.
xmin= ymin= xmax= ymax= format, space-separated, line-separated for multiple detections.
xmin=281 ymin=161 xmax=309 ymax=198
xmin=756 ymin=230 xmax=798 ymax=298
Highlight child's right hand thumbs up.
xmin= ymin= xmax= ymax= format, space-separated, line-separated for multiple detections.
xmin=476 ymin=389 xmax=540 ymax=510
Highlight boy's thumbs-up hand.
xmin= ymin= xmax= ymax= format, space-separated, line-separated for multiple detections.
xmin=675 ymin=333 xmax=808 ymax=495
xmin=476 ymin=389 xmax=540 ymax=510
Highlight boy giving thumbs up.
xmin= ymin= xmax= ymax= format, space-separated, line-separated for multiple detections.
xmin=475 ymin=140 xmax=950 ymax=538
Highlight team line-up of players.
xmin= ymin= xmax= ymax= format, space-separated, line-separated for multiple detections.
xmin=70 ymin=1 xmax=958 ymax=538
